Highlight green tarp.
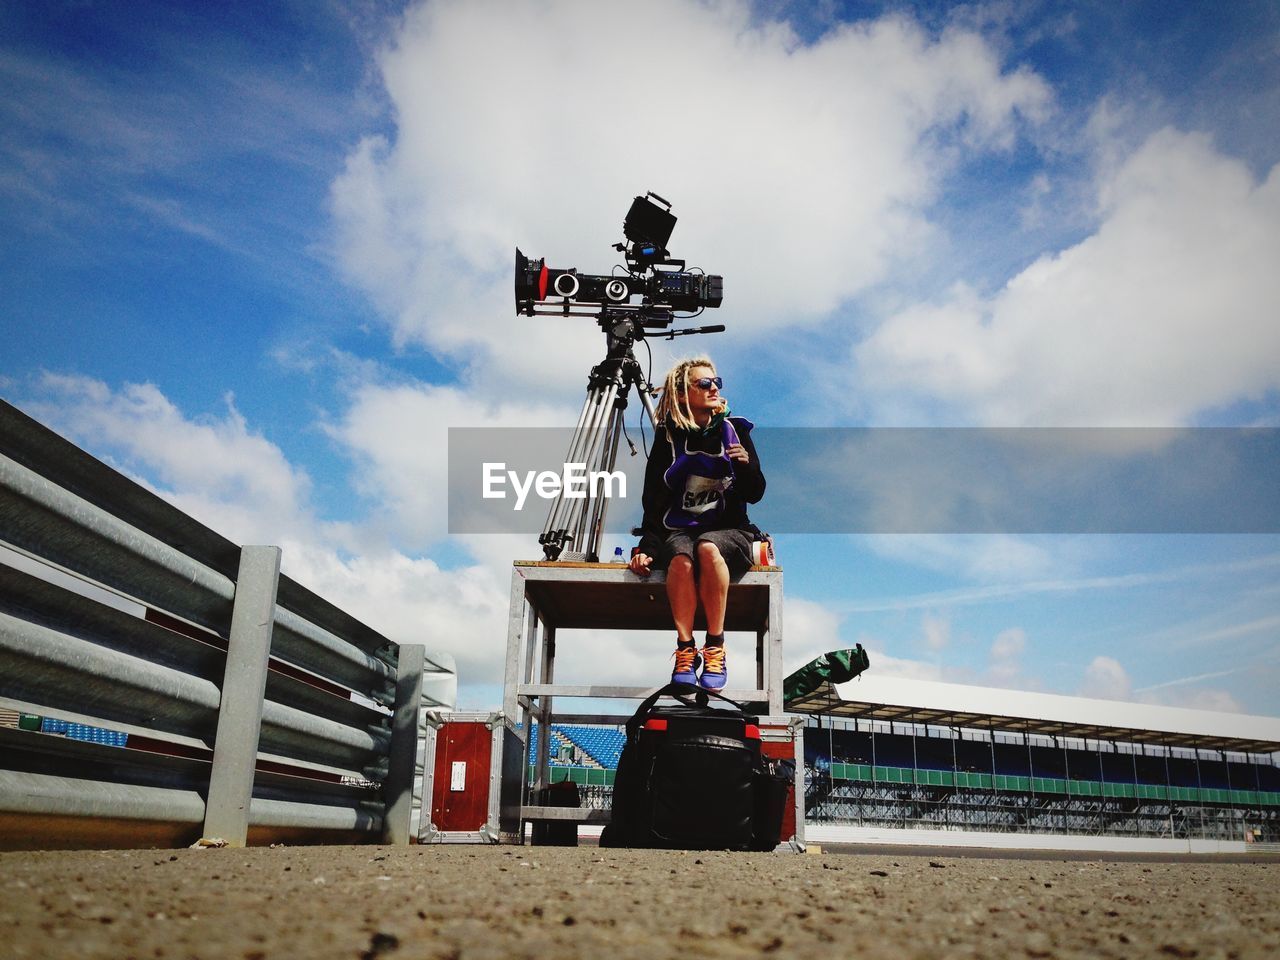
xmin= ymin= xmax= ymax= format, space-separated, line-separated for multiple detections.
xmin=784 ymin=646 xmax=870 ymax=704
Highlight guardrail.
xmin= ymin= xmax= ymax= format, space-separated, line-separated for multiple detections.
xmin=0 ymin=399 xmax=454 ymax=849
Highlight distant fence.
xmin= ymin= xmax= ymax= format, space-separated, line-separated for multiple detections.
xmin=0 ymin=399 xmax=454 ymax=849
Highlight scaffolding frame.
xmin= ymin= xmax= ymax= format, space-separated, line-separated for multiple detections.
xmin=501 ymin=560 xmax=797 ymax=839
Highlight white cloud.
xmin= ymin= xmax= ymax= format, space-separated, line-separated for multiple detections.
xmin=857 ymin=128 xmax=1280 ymax=425
xmin=838 ymin=549 xmax=1280 ymax=615
xmin=1080 ymin=655 xmax=1131 ymax=701
xmin=25 ymin=373 xmax=317 ymax=546
xmin=324 ymin=380 xmax=572 ymax=548
xmin=276 ymin=544 xmax=507 ymax=684
xmin=861 ymin=533 xmax=1069 ymax=584
xmin=922 ymin=612 xmax=951 ymax=651
xmin=855 ymin=638 xmax=947 ymax=682
xmin=1162 ymin=689 xmax=1244 ymax=714
xmin=987 ymin=626 xmax=1026 ymax=685
xmin=1181 ymin=614 xmax=1280 ymax=648
xmin=990 ymin=626 xmax=1025 ymax=660
xmin=1079 ymin=653 xmax=1245 ymax=713
xmin=781 ymin=596 xmax=845 ymax=673
xmin=329 ymin=0 xmax=1049 ymax=394
xmin=1078 ymin=654 xmax=1131 ymax=701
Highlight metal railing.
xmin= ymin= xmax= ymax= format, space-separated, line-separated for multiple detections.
xmin=0 ymin=399 xmax=453 ymax=849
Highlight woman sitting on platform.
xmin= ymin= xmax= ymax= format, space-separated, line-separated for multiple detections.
xmin=628 ymin=357 xmax=766 ymax=691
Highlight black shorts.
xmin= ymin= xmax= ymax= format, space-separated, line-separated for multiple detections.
xmin=657 ymin=528 xmax=755 ymax=578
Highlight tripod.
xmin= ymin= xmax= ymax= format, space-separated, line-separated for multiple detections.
xmin=539 ymin=309 xmax=721 ymax=561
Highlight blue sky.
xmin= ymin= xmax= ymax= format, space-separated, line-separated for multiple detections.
xmin=3 ymin=0 xmax=1278 ymax=718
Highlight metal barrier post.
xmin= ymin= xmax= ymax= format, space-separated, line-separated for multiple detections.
xmin=383 ymin=643 xmax=425 ymax=844
xmin=203 ymin=545 xmax=282 ymax=845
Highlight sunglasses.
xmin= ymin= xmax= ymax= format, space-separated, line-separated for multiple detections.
xmin=691 ymin=376 xmax=723 ymax=390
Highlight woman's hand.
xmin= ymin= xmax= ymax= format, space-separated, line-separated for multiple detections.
xmin=726 ymin=443 xmax=750 ymax=464
xmin=628 ymin=552 xmax=653 ymax=577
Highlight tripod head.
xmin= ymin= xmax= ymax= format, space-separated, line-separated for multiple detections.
xmin=597 ymin=307 xmax=724 ymax=355
xmin=590 ymin=307 xmax=724 ymax=401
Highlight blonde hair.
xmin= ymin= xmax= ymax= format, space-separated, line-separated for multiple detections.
xmin=654 ymin=356 xmax=718 ymax=432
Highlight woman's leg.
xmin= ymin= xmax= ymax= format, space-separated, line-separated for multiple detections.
xmin=696 ymin=540 xmax=730 ymax=636
xmin=666 ymin=553 xmax=697 ymax=645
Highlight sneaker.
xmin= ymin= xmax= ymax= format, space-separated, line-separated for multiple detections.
xmin=699 ymin=644 xmax=727 ymax=690
xmin=671 ymin=645 xmax=701 ymax=686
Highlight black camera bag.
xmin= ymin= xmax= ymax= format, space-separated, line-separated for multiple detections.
xmin=601 ymin=683 xmax=776 ymax=851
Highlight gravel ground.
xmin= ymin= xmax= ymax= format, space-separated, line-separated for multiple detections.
xmin=2 ymin=844 xmax=1277 ymax=959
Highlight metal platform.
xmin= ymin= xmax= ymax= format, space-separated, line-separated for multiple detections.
xmin=503 ymin=561 xmax=784 ymax=716
xmin=501 ymin=560 xmax=787 ymax=835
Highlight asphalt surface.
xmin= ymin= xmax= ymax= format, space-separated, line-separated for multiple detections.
xmin=2 ymin=843 xmax=1277 ymax=959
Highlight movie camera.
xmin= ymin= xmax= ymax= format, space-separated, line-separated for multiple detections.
xmin=514 ymin=192 xmax=723 ymax=326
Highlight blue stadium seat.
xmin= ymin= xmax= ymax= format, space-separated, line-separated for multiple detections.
xmin=38 ymin=718 xmax=127 ymax=747
xmin=552 ymin=724 xmax=625 ymax=768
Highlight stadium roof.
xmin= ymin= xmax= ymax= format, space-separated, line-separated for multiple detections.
xmin=786 ymin=674 xmax=1280 ymax=755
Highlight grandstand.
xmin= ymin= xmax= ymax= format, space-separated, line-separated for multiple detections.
xmin=787 ymin=673 xmax=1280 ymax=844
xmin=525 ymin=724 xmax=625 ymax=792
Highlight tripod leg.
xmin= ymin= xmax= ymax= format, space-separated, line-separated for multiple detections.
xmin=541 ymin=380 xmax=618 ymax=559
xmin=540 ymin=392 xmax=596 ymax=552
xmin=563 ymin=381 xmax=621 ymax=559
xmin=581 ymin=402 xmax=627 ymax=556
xmin=537 ymin=343 xmax=658 ymax=561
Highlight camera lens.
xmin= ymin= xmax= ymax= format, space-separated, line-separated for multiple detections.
xmin=552 ymin=272 xmax=580 ymax=298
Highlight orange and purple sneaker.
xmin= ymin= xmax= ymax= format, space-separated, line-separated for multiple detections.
xmin=699 ymin=644 xmax=727 ymax=690
xmin=671 ymin=644 xmax=701 ymax=686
